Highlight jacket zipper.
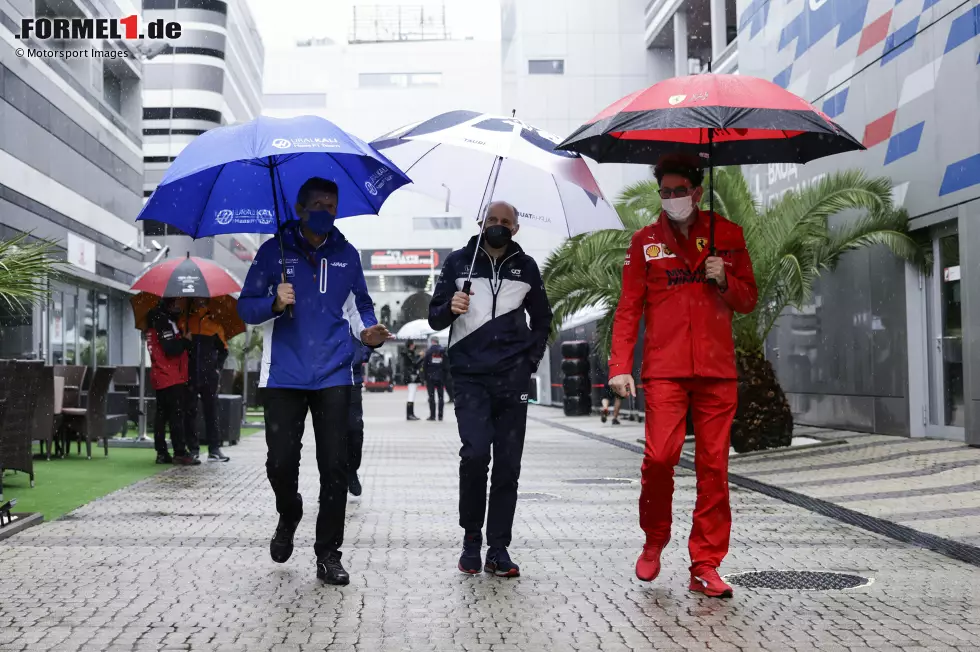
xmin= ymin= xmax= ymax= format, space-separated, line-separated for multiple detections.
xmin=483 ymin=248 xmax=520 ymax=319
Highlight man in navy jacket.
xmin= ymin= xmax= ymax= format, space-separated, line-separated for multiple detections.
xmin=429 ymin=201 xmax=553 ymax=578
xmin=423 ymin=336 xmax=447 ymax=421
xmin=238 ymin=177 xmax=389 ymax=585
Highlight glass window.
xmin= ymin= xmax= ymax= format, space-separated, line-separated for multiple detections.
xmin=263 ymin=93 xmax=327 ymax=109
xmin=359 ymin=72 xmax=443 ymax=88
xmin=0 ymin=302 xmax=34 ymax=359
xmin=103 ymin=65 xmax=123 ymax=113
xmin=528 ymin=59 xmax=564 ymax=75
xmin=50 ymin=292 xmax=64 ymax=364
xmin=79 ymin=289 xmax=94 ymax=369
xmin=64 ymin=294 xmax=76 ymax=365
xmin=96 ymin=293 xmax=109 ymax=366
xmin=413 ymin=216 xmax=462 ymax=230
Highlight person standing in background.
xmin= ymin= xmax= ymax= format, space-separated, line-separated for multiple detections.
xmin=423 ymin=336 xmax=447 ymax=421
xmin=181 ymin=299 xmax=231 ymax=463
xmin=401 ymin=341 xmax=423 ymax=421
xmin=147 ymin=298 xmax=199 ymax=466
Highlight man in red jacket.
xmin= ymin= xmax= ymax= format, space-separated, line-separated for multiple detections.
xmin=609 ymin=154 xmax=758 ymax=599
xmin=147 ymin=298 xmax=199 ymax=466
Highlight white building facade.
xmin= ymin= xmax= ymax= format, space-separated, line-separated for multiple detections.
xmin=141 ymin=0 xmax=264 ymax=282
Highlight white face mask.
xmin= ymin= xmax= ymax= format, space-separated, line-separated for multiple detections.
xmin=663 ymin=196 xmax=695 ymax=222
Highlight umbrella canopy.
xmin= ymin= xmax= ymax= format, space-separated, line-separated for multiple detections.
xmin=557 ymin=74 xmax=865 ymax=166
xmin=372 ymin=110 xmax=623 ymax=238
xmin=396 ymin=319 xmax=449 ymax=342
xmin=131 ymin=255 xmax=241 ymax=298
xmin=130 ymin=293 xmax=246 ymax=340
xmin=137 ymin=115 xmax=411 ymax=238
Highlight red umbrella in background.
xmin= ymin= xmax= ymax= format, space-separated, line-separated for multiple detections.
xmin=128 ymin=255 xmax=246 ymax=441
xmin=557 ymin=73 xmax=866 ymax=251
xmin=130 ymin=254 xmax=245 ymax=338
xmin=131 ymin=254 xmax=241 ymax=299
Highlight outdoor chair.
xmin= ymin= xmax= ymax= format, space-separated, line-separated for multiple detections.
xmin=31 ymin=365 xmax=64 ymax=460
xmin=60 ymin=366 xmax=116 ymax=459
xmin=54 ymin=365 xmax=88 ymax=409
xmin=0 ymin=361 xmax=45 ymax=492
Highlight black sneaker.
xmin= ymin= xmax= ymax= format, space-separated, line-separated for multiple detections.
xmin=348 ymin=473 xmax=362 ymax=497
xmin=612 ymin=418 xmax=621 ymax=426
xmin=208 ymin=448 xmax=230 ymax=462
xmin=173 ymin=455 xmax=201 ymax=466
xmin=458 ymin=532 xmax=482 ymax=575
xmin=270 ymin=496 xmax=302 ymax=564
xmin=316 ymin=551 xmax=350 ymax=585
xmin=427 ymin=416 xmax=436 ymax=422
xmin=485 ymin=547 xmax=520 ymax=578
xmin=155 ymin=452 xmax=173 ymax=465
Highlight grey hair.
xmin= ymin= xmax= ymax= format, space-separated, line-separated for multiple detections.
xmin=484 ymin=200 xmax=519 ymax=223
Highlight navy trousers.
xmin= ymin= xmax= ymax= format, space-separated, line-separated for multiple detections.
xmin=453 ymin=364 xmax=531 ymax=549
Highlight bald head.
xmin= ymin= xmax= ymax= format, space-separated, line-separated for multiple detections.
xmin=483 ymin=201 xmax=520 ymax=231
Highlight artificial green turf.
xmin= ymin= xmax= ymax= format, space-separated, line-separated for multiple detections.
xmin=3 ymin=429 xmax=266 ymax=522
xmin=1 ymin=445 xmax=168 ymax=521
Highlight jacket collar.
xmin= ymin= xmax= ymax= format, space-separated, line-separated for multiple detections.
xmin=464 ymin=234 xmax=525 ymax=262
xmin=281 ymin=220 xmax=348 ymax=256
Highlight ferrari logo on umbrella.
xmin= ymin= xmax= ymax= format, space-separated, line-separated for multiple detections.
xmin=668 ymin=95 xmax=687 ymax=106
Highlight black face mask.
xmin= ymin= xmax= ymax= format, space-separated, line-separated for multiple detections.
xmin=484 ymin=225 xmax=513 ymax=249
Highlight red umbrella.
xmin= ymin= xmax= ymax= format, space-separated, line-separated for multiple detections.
xmin=129 ymin=255 xmax=245 ymax=337
xmin=557 ymin=74 xmax=866 ymax=251
xmin=131 ymin=254 xmax=241 ymax=298
xmin=558 ymin=74 xmax=864 ymax=166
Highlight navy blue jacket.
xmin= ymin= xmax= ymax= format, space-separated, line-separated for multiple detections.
xmin=429 ymin=236 xmax=552 ymax=377
xmin=423 ymin=344 xmax=447 ymax=382
xmin=352 ymin=342 xmax=369 ymax=385
xmin=238 ymin=222 xmax=377 ymax=390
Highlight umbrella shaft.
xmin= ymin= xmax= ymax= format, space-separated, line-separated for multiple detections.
xmin=464 ymin=153 xmax=505 ymax=290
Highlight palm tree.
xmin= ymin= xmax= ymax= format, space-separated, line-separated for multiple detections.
xmin=543 ymin=168 xmax=928 ymax=452
xmin=0 ymin=233 xmax=63 ymax=313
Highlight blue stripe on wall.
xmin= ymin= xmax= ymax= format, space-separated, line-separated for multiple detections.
xmin=884 ymin=122 xmax=925 ymax=165
xmin=939 ymin=153 xmax=980 ymax=196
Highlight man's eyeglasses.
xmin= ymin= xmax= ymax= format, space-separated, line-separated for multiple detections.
xmin=659 ymin=186 xmax=694 ymax=199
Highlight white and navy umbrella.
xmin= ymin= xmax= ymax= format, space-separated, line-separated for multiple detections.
xmin=372 ymin=110 xmax=623 ymax=238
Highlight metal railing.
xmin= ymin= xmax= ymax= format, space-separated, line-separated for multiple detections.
xmin=349 ymin=4 xmax=451 ymax=44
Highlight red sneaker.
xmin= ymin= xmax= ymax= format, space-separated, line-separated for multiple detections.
xmin=635 ymin=543 xmax=666 ymax=582
xmin=689 ymin=568 xmax=734 ymax=598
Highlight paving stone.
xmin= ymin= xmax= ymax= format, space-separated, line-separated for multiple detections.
xmin=1 ymin=395 xmax=978 ymax=651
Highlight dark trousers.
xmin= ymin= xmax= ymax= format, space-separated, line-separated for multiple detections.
xmin=348 ymin=384 xmax=363 ymax=475
xmin=454 ymin=366 xmax=531 ymax=549
xmin=263 ymin=386 xmax=352 ymax=557
xmin=185 ymin=378 xmax=220 ymax=454
xmin=155 ymin=384 xmax=188 ymax=456
xmin=427 ymin=381 xmax=445 ymax=419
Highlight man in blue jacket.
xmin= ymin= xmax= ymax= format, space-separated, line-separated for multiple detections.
xmin=429 ymin=201 xmax=553 ymax=578
xmin=238 ymin=177 xmax=389 ymax=586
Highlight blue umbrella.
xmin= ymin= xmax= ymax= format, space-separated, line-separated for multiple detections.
xmin=137 ymin=115 xmax=411 ymax=281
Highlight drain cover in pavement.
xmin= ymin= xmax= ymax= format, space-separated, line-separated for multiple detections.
xmin=724 ymin=570 xmax=872 ymax=591
xmin=564 ymin=478 xmax=636 ymax=485
xmin=518 ymin=492 xmax=561 ymax=501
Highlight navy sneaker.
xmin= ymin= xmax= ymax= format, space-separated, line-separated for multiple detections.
xmin=458 ymin=532 xmax=483 ymax=575
xmin=485 ymin=547 xmax=520 ymax=578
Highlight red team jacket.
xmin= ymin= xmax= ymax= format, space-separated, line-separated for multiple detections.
xmin=608 ymin=210 xmax=758 ymax=381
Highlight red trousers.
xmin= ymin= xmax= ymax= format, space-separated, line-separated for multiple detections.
xmin=640 ymin=378 xmax=737 ymax=571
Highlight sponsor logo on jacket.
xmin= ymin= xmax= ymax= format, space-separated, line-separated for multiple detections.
xmin=665 ymin=269 xmax=707 ymax=287
xmin=330 ymin=261 xmax=348 ymax=268
xmin=644 ymin=243 xmax=676 ymax=262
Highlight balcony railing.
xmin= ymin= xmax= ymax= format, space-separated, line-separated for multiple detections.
xmin=349 ymin=4 xmax=451 ymax=44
